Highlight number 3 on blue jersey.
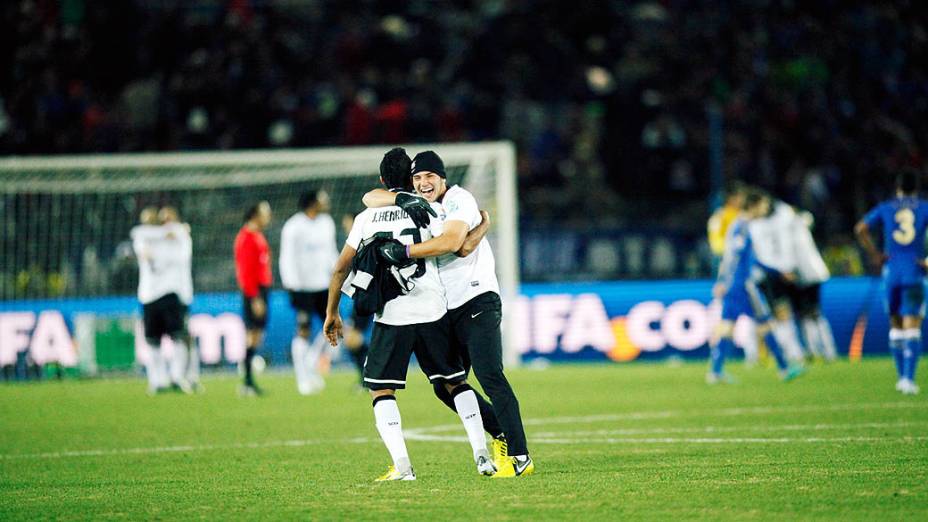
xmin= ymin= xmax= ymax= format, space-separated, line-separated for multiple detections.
xmin=894 ymin=208 xmax=916 ymax=246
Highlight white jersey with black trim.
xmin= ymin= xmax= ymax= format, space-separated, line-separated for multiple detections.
xmin=749 ymin=201 xmax=797 ymax=274
xmin=791 ymin=212 xmax=830 ymax=284
xmin=429 ymin=185 xmax=501 ymax=309
xmin=345 ymin=206 xmax=446 ymax=326
xmin=279 ymin=212 xmax=338 ymax=292
xmin=131 ymin=222 xmax=193 ymax=305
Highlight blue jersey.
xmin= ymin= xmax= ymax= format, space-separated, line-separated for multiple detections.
xmin=863 ymin=197 xmax=928 ymax=285
xmin=717 ymin=218 xmax=771 ymax=321
xmin=717 ymin=218 xmax=753 ymax=290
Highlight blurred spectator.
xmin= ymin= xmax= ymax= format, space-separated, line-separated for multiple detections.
xmin=1 ymin=0 xmax=927 ymax=273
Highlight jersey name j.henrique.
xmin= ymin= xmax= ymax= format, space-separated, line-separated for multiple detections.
xmin=346 ymin=206 xmax=446 ymax=326
xmin=430 ymin=185 xmax=500 ymax=309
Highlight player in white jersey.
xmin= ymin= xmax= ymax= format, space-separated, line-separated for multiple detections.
xmin=158 ymin=206 xmax=200 ymax=391
xmin=788 ymin=210 xmax=838 ymax=361
xmin=748 ymin=195 xmax=807 ymax=362
xmin=323 ymin=148 xmax=495 ymax=481
xmin=368 ymin=150 xmax=533 ymax=478
xmin=280 ymin=190 xmax=339 ymax=395
xmin=131 ymin=206 xmax=194 ymax=395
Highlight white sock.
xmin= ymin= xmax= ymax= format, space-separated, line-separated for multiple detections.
xmin=817 ymin=316 xmax=838 ymax=361
xmin=742 ymin=320 xmax=759 ymax=365
xmin=170 ymin=340 xmax=188 ymax=386
xmin=373 ymin=397 xmax=410 ymax=471
xmin=292 ymin=337 xmax=311 ymax=393
xmin=146 ymin=344 xmax=166 ymax=391
xmin=186 ymin=346 xmax=201 ymax=384
xmin=774 ymin=321 xmax=805 ymax=362
xmin=801 ymin=318 xmax=823 ymax=358
xmin=452 ymin=388 xmax=489 ymax=460
xmin=305 ymin=336 xmax=326 ymax=392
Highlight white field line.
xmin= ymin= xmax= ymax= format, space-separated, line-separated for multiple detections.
xmin=0 ymin=437 xmax=374 ymax=461
xmin=408 ymin=400 xmax=928 ymax=435
xmin=3 ymin=401 xmax=926 ymax=461
xmin=530 ymin=421 xmax=926 ymax=438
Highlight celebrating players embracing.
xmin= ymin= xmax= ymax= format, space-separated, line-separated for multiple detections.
xmin=324 ymin=148 xmax=495 ymax=481
xmin=365 ymin=150 xmax=533 ymax=478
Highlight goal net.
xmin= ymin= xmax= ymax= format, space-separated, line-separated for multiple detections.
xmin=0 ymin=142 xmax=521 ymax=367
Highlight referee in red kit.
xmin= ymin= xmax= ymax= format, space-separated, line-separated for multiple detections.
xmin=234 ymin=200 xmax=273 ymax=396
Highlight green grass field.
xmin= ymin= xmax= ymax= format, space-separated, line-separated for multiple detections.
xmin=1 ymin=359 xmax=926 ymax=520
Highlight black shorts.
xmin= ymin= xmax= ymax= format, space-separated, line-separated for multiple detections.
xmin=143 ymin=293 xmax=187 ymax=341
xmin=363 ymin=314 xmax=465 ymax=391
xmin=351 ymin=310 xmax=373 ymax=332
xmin=788 ymin=283 xmax=822 ymax=317
xmin=447 ymin=291 xmax=504 ymax=373
xmin=243 ymin=287 xmax=269 ymax=330
xmin=289 ymin=290 xmax=327 ymax=328
xmin=758 ymin=273 xmax=792 ymax=308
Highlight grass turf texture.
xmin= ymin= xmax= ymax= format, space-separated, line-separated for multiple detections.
xmin=1 ymin=359 xmax=926 ymax=520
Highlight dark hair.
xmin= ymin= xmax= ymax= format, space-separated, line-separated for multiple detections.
xmin=896 ymin=168 xmax=921 ymax=194
xmin=741 ymin=188 xmax=768 ymax=211
xmin=723 ymin=180 xmax=747 ymax=201
xmin=380 ymin=147 xmax=412 ymax=190
xmin=299 ymin=190 xmax=319 ymax=210
xmin=244 ymin=202 xmax=262 ymax=223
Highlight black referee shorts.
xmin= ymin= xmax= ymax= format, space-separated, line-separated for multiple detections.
xmin=289 ymin=290 xmax=328 ymax=328
xmin=363 ymin=314 xmax=465 ymax=391
xmin=143 ymin=293 xmax=187 ymax=341
xmin=242 ymin=287 xmax=269 ymax=330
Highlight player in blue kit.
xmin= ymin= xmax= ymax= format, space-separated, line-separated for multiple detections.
xmin=855 ymin=169 xmax=927 ymax=395
xmin=708 ymin=189 xmax=805 ymax=383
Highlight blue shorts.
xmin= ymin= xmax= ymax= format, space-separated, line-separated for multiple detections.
xmin=721 ymin=282 xmax=771 ymax=322
xmin=885 ymin=282 xmax=926 ymax=317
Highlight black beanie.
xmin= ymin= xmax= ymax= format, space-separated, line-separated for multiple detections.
xmin=411 ymin=151 xmax=446 ymax=178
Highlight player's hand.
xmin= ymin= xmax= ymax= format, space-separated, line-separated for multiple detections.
xmin=395 ymin=192 xmax=437 ymax=229
xmin=868 ymin=253 xmax=888 ymax=270
xmin=918 ymin=258 xmax=928 ymax=270
xmin=251 ymin=296 xmax=266 ymax=319
xmin=782 ymin=271 xmax=798 ymax=283
xmin=479 ymin=210 xmax=490 ymax=226
xmin=377 ymin=241 xmax=409 ymax=266
xmin=323 ymin=314 xmax=343 ymax=346
xmin=712 ymin=283 xmax=726 ymax=299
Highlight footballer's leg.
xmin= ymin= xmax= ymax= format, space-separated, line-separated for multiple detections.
xmin=451 ymin=293 xmax=532 ymax=478
xmin=899 ymin=285 xmax=924 ymax=395
xmin=748 ymin=281 xmax=803 ymax=381
xmin=431 ymin=335 xmax=506 ymax=442
xmin=708 ymin=320 xmax=736 ymax=384
xmin=290 ymin=292 xmax=318 ymax=395
xmin=241 ymin=289 xmax=269 ymax=396
xmin=367 ymin=323 xmax=415 ymax=481
xmin=415 ymin=316 xmax=495 ymax=476
xmin=142 ymin=297 xmax=169 ymax=395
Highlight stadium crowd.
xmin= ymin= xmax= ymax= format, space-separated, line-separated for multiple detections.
xmin=2 ymin=0 xmax=926 ymax=266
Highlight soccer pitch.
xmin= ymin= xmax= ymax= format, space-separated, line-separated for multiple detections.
xmin=1 ymin=360 xmax=925 ymax=520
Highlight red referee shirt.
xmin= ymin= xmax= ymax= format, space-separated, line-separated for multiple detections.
xmin=234 ymin=225 xmax=272 ymax=298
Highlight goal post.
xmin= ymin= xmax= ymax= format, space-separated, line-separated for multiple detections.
xmin=0 ymin=142 xmax=522 ymax=366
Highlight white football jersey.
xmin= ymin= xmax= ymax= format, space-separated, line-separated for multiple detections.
xmin=430 ymin=185 xmax=500 ymax=309
xmin=279 ymin=212 xmax=338 ymax=292
xmin=345 ymin=206 xmax=446 ymax=326
xmin=749 ymin=201 xmax=797 ymax=274
xmin=131 ymin=222 xmax=193 ymax=305
xmin=791 ymin=212 xmax=830 ymax=284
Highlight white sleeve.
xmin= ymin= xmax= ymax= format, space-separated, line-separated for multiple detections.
xmin=279 ymin=219 xmax=297 ymax=289
xmin=444 ymin=189 xmax=481 ymax=229
xmin=346 ymin=211 xmax=369 ymax=250
xmin=774 ymin=208 xmax=798 ymax=272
